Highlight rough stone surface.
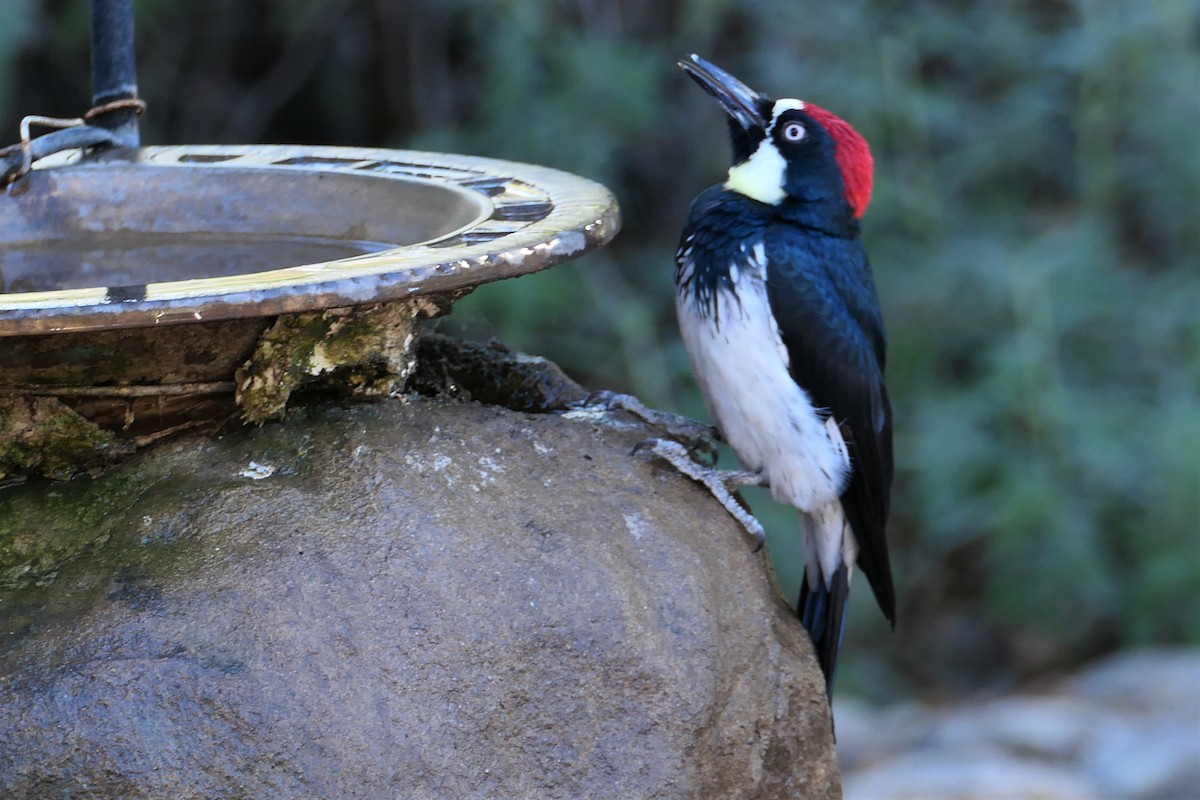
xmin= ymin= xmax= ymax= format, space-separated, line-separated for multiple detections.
xmin=409 ymin=332 xmax=589 ymax=412
xmin=838 ymin=648 xmax=1200 ymax=800
xmin=0 ymin=397 xmax=839 ymax=799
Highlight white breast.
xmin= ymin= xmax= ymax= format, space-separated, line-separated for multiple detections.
xmin=676 ymin=247 xmax=849 ymax=513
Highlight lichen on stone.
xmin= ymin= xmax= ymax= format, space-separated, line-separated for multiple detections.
xmin=235 ymin=301 xmax=426 ymax=424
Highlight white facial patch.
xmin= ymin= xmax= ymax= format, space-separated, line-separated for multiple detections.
xmin=724 ymin=98 xmax=806 ymax=205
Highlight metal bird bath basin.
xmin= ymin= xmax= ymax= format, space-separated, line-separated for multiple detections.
xmin=0 ymin=145 xmax=618 ymax=477
xmin=0 ymin=145 xmax=617 ymax=332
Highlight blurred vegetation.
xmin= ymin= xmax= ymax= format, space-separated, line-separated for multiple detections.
xmin=2 ymin=0 xmax=1197 ymax=699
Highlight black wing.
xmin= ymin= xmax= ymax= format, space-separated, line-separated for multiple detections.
xmin=763 ymin=223 xmax=896 ymax=626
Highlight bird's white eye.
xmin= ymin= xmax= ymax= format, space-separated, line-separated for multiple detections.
xmin=782 ymin=122 xmax=806 ymax=142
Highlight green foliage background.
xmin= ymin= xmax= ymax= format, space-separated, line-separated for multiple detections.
xmin=3 ymin=0 xmax=1197 ymax=697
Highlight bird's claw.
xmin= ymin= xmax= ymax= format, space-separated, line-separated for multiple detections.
xmin=636 ymin=437 xmax=767 ymax=549
xmin=586 ymin=391 xmax=719 ymax=463
xmin=582 ymin=394 xmax=762 ymax=544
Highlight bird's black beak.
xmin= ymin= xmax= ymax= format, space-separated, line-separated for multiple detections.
xmin=678 ymin=54 xmax=768 ymax=133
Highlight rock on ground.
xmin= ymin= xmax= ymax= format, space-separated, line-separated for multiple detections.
xmin=837 ymin=648 xmax=1200 ymax=800
xmin=0 ymin=397 xmax=840 ymax=799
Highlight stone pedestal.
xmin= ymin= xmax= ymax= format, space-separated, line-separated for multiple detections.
xmin=0 ymin=398 xmax=839 ymax=799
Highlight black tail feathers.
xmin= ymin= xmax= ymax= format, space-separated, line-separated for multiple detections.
xmin=798 ymin=563 xmax=851 ymax=700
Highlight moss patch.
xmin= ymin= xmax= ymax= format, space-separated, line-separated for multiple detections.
xmin=0 ymin=464 xmax=162 ymax=592
xmin=0 ymin=396 xmax=134 ymax=483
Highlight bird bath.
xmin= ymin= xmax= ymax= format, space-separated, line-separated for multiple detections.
xmin=0 ymin=0 xmax=620 ymax=480
xmin=0 ymin=145 xmax=618 ymax=478
xmin=0 ymin=145 xmax=617 ymax=333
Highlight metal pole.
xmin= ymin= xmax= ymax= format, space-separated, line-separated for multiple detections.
xmin=89 ymin=0 xmax=140 ymax=147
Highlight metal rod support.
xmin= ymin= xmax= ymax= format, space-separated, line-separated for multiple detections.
xmin=89 ymin=0 xmax=140 ymax=147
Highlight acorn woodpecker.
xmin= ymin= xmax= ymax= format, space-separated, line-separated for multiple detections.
xmin=671 ymin=54 xmax=895 ymax=695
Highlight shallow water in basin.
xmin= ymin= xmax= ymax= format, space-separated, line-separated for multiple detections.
xmin=0 ymin=233 xmax=394 ymax=293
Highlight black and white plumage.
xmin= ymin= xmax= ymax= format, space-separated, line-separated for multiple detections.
xmin=674 ymin=55 xmax=895 ymax=694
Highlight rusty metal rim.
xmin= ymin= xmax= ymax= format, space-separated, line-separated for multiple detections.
xmin=0 ymin=145 xmax=620 ymax=336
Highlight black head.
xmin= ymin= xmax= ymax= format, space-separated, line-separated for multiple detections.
xmin=679 ymin=54 xmax=874 ymax=217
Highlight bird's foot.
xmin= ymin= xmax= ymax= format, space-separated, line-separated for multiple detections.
xmin=585 ymin=391 xmax=719 ymax=462
xmin=635 ymin=437 xmax=767 ymax=549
